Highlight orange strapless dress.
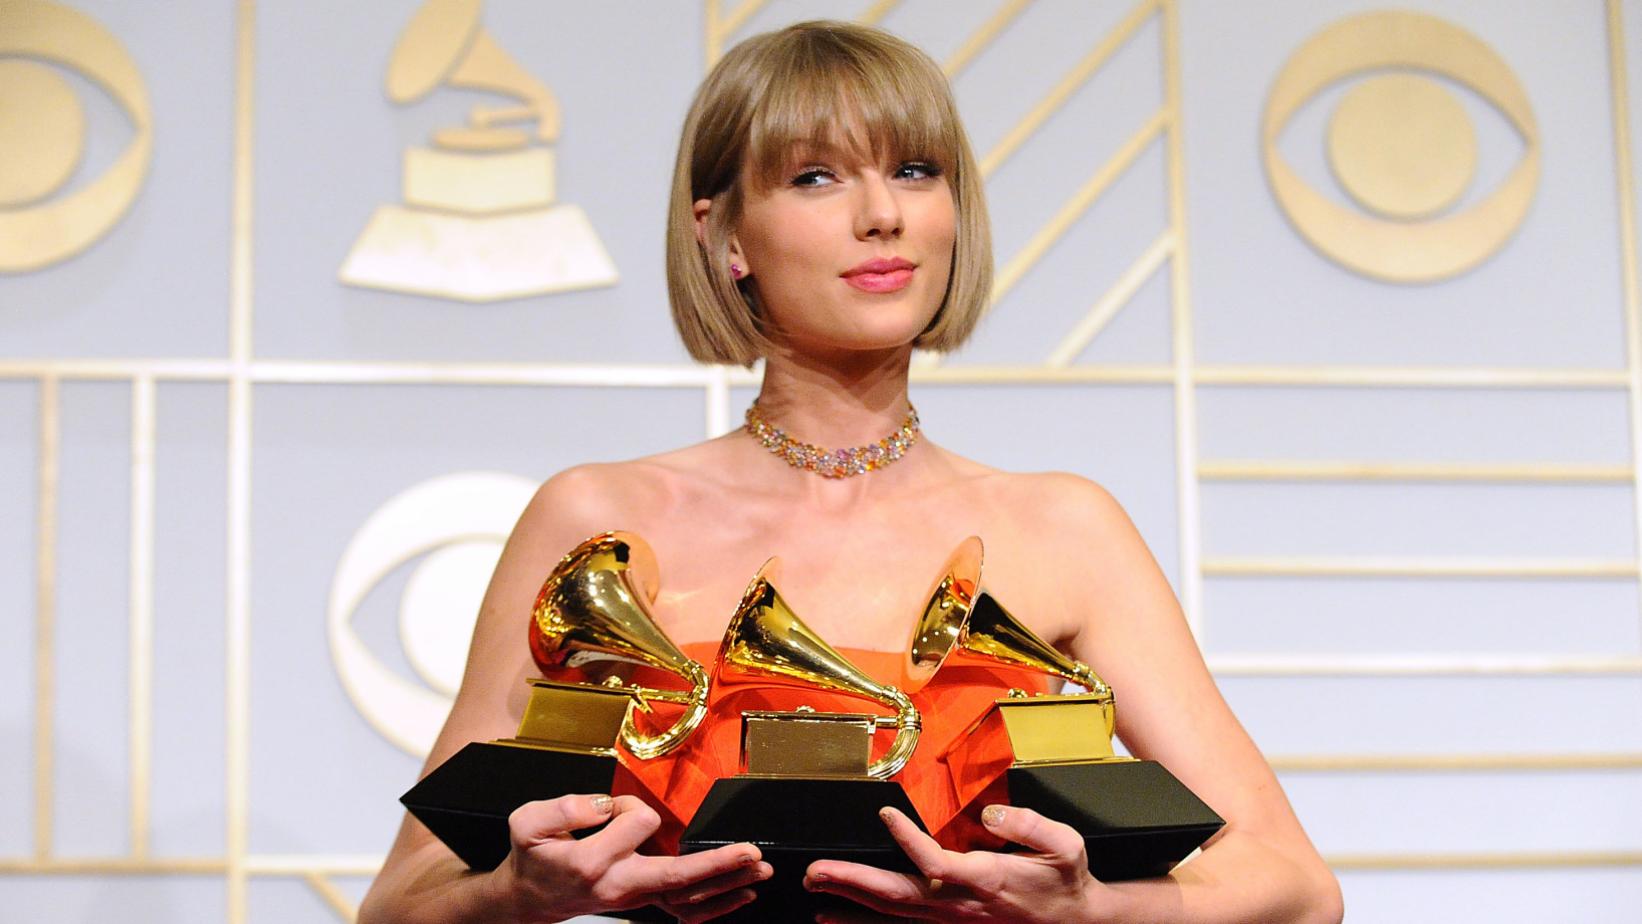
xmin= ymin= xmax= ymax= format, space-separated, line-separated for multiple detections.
xmin=612 ymin=642 xmax=1054 ymax=854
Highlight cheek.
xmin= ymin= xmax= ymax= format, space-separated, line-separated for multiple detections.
xmin=740 ymin=207 xmax=825 ymax=271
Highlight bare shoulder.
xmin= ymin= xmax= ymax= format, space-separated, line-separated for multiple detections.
xmin=971 ymin=468 xmax=1134 ymax=537
xmin=517 ymin=451 xmax=706 ymax=536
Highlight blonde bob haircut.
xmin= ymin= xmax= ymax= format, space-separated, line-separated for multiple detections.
xmin=666 ymin=20 xmax=993 ymax=367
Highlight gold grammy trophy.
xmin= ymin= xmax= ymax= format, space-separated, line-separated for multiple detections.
xmin=401 ymin=532 xmax=708 ymax=871
xmin=340 ymin=0 xmax=618 ymax=301
xmin=912 ymin=537 xmax=1224 ymax=880
xmin=679 ymin=558 xmax=927 ymax=921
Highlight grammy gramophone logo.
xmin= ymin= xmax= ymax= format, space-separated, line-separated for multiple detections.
xmin=340 ymin=0 xmax=618 ymax=302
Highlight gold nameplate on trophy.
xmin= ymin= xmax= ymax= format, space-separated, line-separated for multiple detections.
xmin=501 ymin=677 xmax=636 ymax=756
xmin=979 ymin=693 xmax=1118 ymax=765
xmin=739 ymin=709 xmax=878 ymax=778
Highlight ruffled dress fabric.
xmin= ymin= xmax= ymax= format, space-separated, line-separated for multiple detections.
xmin=615 ymin=642 xmax=1054 ymax=853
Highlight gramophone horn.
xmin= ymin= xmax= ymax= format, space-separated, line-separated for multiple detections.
xmin=530 ymin=531 xmax=709 ymax=760
xmin=904 ymin=536 xmax=1113 ymax=703
xmin=712 ymin=558 xmax=921 ymax=780
xmin=904 ymin=535 xmax=983 ymax=694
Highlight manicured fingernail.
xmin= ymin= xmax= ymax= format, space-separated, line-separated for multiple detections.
xmin=591 ymin=794 xmax=614 ymax=813
xmin=982 ymin=804 xmax=1007 ymax=827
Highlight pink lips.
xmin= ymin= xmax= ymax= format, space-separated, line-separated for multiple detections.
xmin=842 ymin=257 xmax=915 ymax=293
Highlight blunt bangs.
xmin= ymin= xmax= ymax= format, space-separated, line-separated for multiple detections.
xmin=742 ymin=34 xmax=962 ymax=190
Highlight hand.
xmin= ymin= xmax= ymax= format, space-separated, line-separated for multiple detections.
xmin=803 ymin=805 xmax=1124 ymax=923
xmin=490 ymin=793 xmax=773 ymax=923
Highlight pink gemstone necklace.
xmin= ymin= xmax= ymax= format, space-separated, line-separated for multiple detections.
xmin=743 ymin=402 xmax=921 ymax=479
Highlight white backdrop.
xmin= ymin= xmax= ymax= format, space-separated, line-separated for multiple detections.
xmin=2 ymin=1 xmax=1641 ymax=921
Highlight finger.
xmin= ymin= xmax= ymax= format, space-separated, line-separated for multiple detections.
xmin=625 ymin=843 xmax=765 ymax=896
xmin=980 ymin=804 xmax=1086 ymax=858
xmin=805 ymin=861 xmax=936 ymax=905
xmin=876 ymin=807 xmax=998 ymax=893
xmin=578 ymin=795 xmax=663 ymax=865
xmin=660 ymin=886 xmax=759 ymax=924
xmin=875 ymin=807 xmax=963 ymax=882
xmin=508 ymin=793 xmax=614 ymax=845
xmin=662 ymin=860 xmax=772 ymax=906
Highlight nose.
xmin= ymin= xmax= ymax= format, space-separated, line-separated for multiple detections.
xmin=853 ymin=173 xmax=903 ymax=241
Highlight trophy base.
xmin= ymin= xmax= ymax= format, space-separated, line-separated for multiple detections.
xmin=679 ymin=776 xmax=926 ymax=923
xmin=400 ymin=740 xmax=618 ymax=871
xmin=953 ymin=760 xmax=1225 ymax=881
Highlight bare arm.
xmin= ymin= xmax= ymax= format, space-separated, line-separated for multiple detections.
xmin=1060 ymin=477 xmax=1341 ymax=923
xmin=359 ymin=467 xmax=769 ymax=924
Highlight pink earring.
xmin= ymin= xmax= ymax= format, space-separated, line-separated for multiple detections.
xmin=730 ymin=263 xmax=744 ymax=279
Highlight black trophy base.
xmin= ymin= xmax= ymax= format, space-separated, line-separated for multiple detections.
xmin=1004 ymin=760 xmax=1225 ymax=880
xmin=678 ymin=776 xmax=926 ymax=923
xmin=400 ymin=740 xmax=618 ymax=871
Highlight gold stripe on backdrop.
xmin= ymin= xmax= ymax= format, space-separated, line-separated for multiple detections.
xmin=0 ymin=359 xmax=1634 ymax=390
xmin=129 ymin=375 xmax=156 ymax=858
xmin=857 ymin=0 xmax=901 ymax=28
xmin=0 ymin=858 xmax=227 ymax=875
xmin=1199 ymin=461 xmax=1634 ymax=483
xmin=33 ymin=375 xmax=60 ymax=860
xmin=1045 ymin=231 xmax=1174 ymax=367
xmin=1208 ymin=654 xmax=1642 ymax=676
xmin=1605 ymin=0 xmax=1642 ymax=625
xmin=1193 ymin=365 xmax=1630 ymax=388
xmin=226 ymin=0 xmax=257 ymax=920
xmin=302 ymin=872 xmax=359 ymax=922
xmin=1327 ymin=851 xmax=1642 ymax=870
xmin=1202 ymin=556 xmax=1641 ymax=579
xmin=987 ymin=110 xmax=1170 ymax=311
xmin=706 ymin=365 xmax=732 ymax=438
xmin=1162 ymin=0 xmax=1205 ymax=637
xmin=1270 ymin=753 xmax=1642 ymax=772
xmin=941 ymin=0 xmax=1035 ymax=76
xmin=976 ymin=0 xmax=1160 ymax=177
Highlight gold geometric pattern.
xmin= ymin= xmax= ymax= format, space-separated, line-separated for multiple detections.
xmin=4 ymin=5 xmax=1642 ymax=923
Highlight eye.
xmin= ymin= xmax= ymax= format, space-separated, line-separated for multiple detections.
xmin=791 ymin=166 xmax=838 ymax=188
xmin=1261 ymin=10 xmax=1538 ymax=283
xmin=894 ymin=161 xmax=942 ymax=181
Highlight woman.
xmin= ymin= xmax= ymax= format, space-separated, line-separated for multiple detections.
xmin=361 ymin=20 xmax=1342 ymax=924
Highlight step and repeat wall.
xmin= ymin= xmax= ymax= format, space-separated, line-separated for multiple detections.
xmin=3 ymin=0 xmax=1642 ymax=920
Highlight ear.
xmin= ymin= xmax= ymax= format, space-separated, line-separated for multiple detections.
xmin=695 ymin=197 xmax=750 ymax=278
xmin=692 ymin=198 xmax=713 ymax=248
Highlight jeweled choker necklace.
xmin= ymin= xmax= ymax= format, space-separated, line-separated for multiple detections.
xmin=743 ymin=402 xmax=920 ymax=479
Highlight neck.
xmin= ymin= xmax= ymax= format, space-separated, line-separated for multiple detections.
xmin=752 ymin=342 xmax=913 ymax=447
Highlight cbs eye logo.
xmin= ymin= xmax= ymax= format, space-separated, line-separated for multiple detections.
xmin=327 ymin=472 xmax=536 ymax=756
xmin=0 ymin=0 xmax=153 ymax=273
xmin=1262 ymin=10 xmax=1538 ymax=284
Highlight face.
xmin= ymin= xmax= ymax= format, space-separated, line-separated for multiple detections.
xmin=703 ymin=140 xmax=957 ymax=357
